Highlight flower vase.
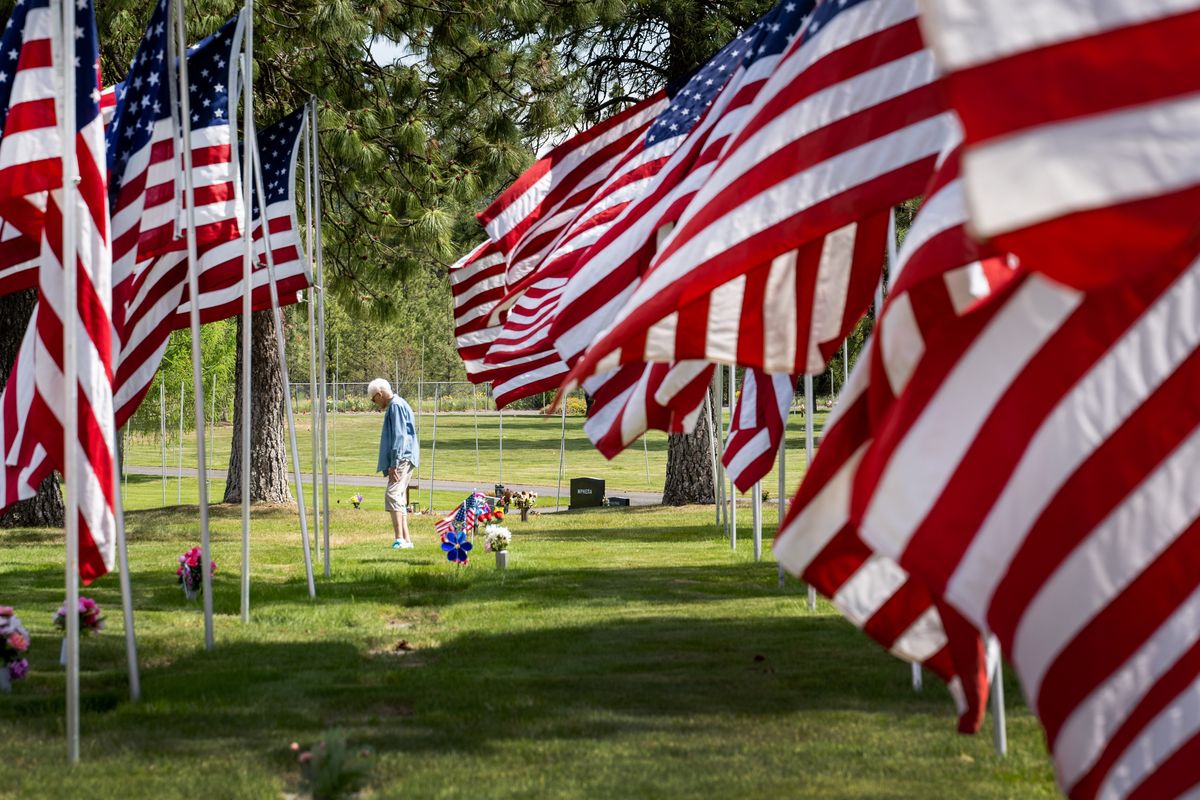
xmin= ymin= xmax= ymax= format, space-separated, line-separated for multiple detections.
xmin=520 ymin=507 xmax=529 ymax=522
xmin=0 ymin=667 xmax=10 ymax=693
xmin=495 ymin=549 xmax=508 ymax=570
xmin=184 ymin=584 xmax=200 ymax=601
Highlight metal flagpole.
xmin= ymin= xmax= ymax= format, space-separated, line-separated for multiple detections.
xmin=990 ymin=639 xmax=1007 ymax=756
xmin=112 ymin=462 xmax=141 ymax=702
xmin=556 ymin=400 xmax=566 ymax=511
xmin=752 ymin=482 xmax=762 ymax=561
xmin=912 ymin=662 xmax=923 ymax=691
xmin=175 ymin=0 xmax=215 ymax=649
xmin=248 ymin=113 xmax=317 ymax=599
xmin=472 ymin=384 xmax=480 ymax=481
xmin=312 ymin=98 xmax=331 ymax=577
xmin=333 ymin=336 xmax=339 ymax=486
xmin=428 ymin=384 xmax=438 ymax=512
xmin=843 ymin=340 xmax=849 ymax=387
xmin=177 ymin=380 xmax=184 ymax=504
xmin=160 ymin=380 xmax=167 ymax=506
xmin=704 ymin=388 xmax=719 ymax=505
xmin=238 ymin=0 xmax=254 ymax=624
xmin=208 ymin=375 xmax=217 ymax=497
xmin=804 ymin=374 xmax=816 ymax=610
xmin=57 ymin=0 xmax=81 ymax=756
xmin=728 ymin=364 xmax=736 ymax=549
xmin=714 ymin=367 xmax=724 ymax=528
xmin=304 ymin=102 xmax=319 ymax=566
xmin=777 ymin=384 xmax=789 ymax=588
xmin=416 ymin=341 xmax=424 ymax=499
xmin=642 ymin=435 xmax=650 ymax=484
xmin=498 ymin=398 xmax=504 ymax=485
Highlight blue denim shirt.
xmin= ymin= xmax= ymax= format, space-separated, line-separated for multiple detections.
xmin=377 ymin=394 xmax=419 ymax=474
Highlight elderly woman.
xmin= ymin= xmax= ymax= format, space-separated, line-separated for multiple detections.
xmin=368 ymin=378 xmax=419 ymax=549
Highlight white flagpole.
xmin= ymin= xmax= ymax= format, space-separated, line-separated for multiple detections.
xmin=428 ymin=384 xmax=439 ymax=512
xmin=112 ymin=462 xmax=141 ymax=702
xmin=752 ymin=482 xmax=762 ymax=561
xmin=704 ymin=388 xmax=719 ymax=508
xmin=555 ymin=399 xmax=566 ymax=511
xmin=912 ymin=662 xmax=923 ymax=691
xmin=177 ymin=380 xmax=184 ymax=504
xmin=804 ymin=373 xmax=816 ymax=611
xmin=991 ymin=639 xmax=1008 ymax=757
xmin=238 ymin=0 xmax=254 ymax=623
xmin=472 ymin=384 xmax=480 ymax=481
xmin=57 ymin=0 xmax=81 ymax=759
xmin=498 ymin=398 xmax=504 ymax=485
xmin=208 ymin=374 xmax=217 ymax=497
xmin=642 ymin=433 xmax=650 ymax=484
xmin=777 ymin=390 xmax=788 ymax=588
xmin=312 ymin=98 xmax=331 ymax=577
xmin=728 ymin=364 xmax=736 ymax=550
xmin=304 ymin=103 xmax=320 ymax=566
xmin=714 ymin=367 xmax=724 ymax=528
xmin=248 ymin=121 xmax=317 ymax=598
xmin=175 ymin=0 xmax=215 ymax=650
xmin=160 ymin=379 xmax=167 ymax=506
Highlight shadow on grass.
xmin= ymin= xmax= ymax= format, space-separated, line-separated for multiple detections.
xmin=3 ymin=615 xmax=965 ymax=763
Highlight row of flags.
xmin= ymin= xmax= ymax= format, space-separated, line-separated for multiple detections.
xmin=0 ymin=0 xmax=315 ymax=582
xmin=450 ymin=0 xmax=1200 ymax=796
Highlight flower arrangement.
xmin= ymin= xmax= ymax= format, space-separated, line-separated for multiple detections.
xmin=483 ymin=524 xmax=511 ymax=553
xmin=511 ymin=490 xmax=538 ymax=521
xmin=176 ymin=547 xmax=217 ymax=600
xmin=512 ymin=491 xmax=538 ymax=510
xmin=349 ymin=492 xmax=363 ymax=510
xmin=0 ymin=606 xmax=30 ymax=692
xmin=54 ymin=597 xmax=104 ymax=635
xmin=493 ymin=506 xmax=506 ymax=521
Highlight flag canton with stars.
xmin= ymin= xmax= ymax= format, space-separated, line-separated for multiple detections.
xmin=251 ymin=105 xmax=305 ymax=220
xmin=185 ymin=14 xmax=237 ymax=131
xmin=73 ymin=0 xmax=102 ymax=132
xmin=798 ymin=0 xmax=875 ymax=46
xmin=644 ymin=0 xmax=814 ymax=146
xmin=0 ymin=0 xmax=51 ymax=139
xmin=107 ymin=0 xmax=170 ymax=204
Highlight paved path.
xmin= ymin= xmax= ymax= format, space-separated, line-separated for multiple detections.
xmin=124 ymin=465 xmax=664 ymax=509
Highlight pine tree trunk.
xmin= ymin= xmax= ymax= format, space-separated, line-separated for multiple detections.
xmin=223 ymin=310 xmax=291 ymax=504
xmin=662 ymin=400 xmax=715 ymax=506
xmin=0 ymin=290 xmax=65 ymax=528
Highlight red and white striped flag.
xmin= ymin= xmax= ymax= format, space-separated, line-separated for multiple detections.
xmin=583 ymin=361 xmax=713 ymax=459
xmin=109 ymin=12 xmax=248 ymax=427
xmin=560 ymin=0 xmax=952 ymax=384
xmin=722 ymin=369 xmax=793 ymax=492
xmin=920 ymin=0 xmax=1200 ymax=290
xmin=0 ymin=0 xmax=117 ymax=581
xmin=774 ymin=136 xmax=1014 ymax=733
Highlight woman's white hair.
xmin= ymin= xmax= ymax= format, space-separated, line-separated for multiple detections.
xmin=367 ymin=378 xmax=392 ymax=399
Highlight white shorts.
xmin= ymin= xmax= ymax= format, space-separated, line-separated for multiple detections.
xmin=385 ymin=460 xmax=414 ymax=512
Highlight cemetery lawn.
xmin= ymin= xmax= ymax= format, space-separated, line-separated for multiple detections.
xmin=0 ymin=503 xmax=1057 ymax=799
xmin=121 ymin=409 xmax=830 ymax=496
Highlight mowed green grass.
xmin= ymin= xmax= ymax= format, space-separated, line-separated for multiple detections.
xmin=0 ymin=502 xmax=1056 ymax=799
xmin=122 ymin=409 xmax=829 ymax=496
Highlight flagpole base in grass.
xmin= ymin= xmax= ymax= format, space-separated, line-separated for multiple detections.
xmin=496 ymin=550 xmax=508 ymax=570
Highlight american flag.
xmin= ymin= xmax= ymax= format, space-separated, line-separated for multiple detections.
xmin=0 ymin=0 xmax=117 ymax=581
xmin=583 ymin=361 xmax=713 ymax=459
xmin=448 ymin=239 xmax=568 ymax=408
xmin=194 ymin=105 xmax=312 ymax=323
xmin=722 ymin=369 xmax=794 ymax=492
xmin=774 ymin=137 xmax=1012 ymax=734
xmin=560 ymin=0 xmax=952 ymax=384
xmin=110 ymin=11 xmax=246 ymax=427
xmin=920 ymin=0 xmax=1200 ymax=291
xmin=436 ymin=492 xmax=494 ymax=536
xmin=541 ymin=0 xmax=819 ymax=370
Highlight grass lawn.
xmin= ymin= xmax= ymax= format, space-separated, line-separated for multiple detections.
xmin=122 ymin=409 xmax=829 ymax=497
xmin=0 ymin=501 xmax=1056 ymax=799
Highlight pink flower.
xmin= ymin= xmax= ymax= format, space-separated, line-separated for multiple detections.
xmin=8 ymin=658 xmax=28 ymax=680
xmin=0 ymin=606 xmax=13 ymax=617
xmin=7 ymin=632 xmax=28 ymax=652
xmin=289 ymin=742 xmax=300 ymax=751
xmin=298 ymin=751 xmax=313 ymax=764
